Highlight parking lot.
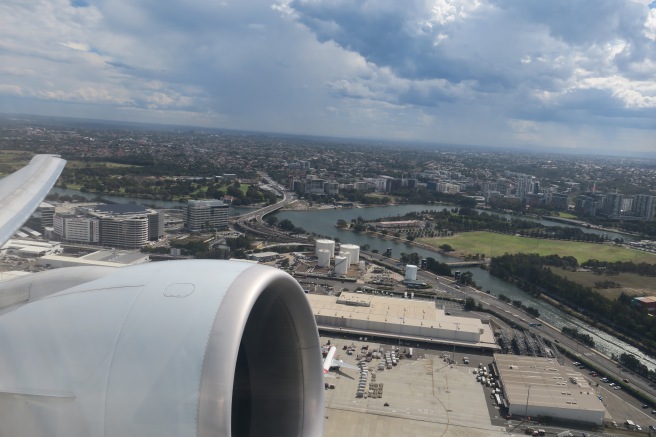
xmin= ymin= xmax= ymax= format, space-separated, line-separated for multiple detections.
xmin=320 ymin=335 xmax=508 ymax=437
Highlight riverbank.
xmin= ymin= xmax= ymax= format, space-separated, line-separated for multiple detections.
xmin=540 ymin=215 xmax=640 ymax=240
xmin=538 ymin=292 xmax=656 ymax=362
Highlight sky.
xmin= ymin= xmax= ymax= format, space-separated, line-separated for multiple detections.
xmin=1 ymin=0 xmax=655 ymax=154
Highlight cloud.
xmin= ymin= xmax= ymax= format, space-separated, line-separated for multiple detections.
xmin=0 ymin=0 xmax=653 ymax=152
xmin=285 ymin=0 xmax=656 ymax=132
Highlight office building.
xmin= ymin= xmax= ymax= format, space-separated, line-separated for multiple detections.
xmin=186 ymin=199 xmax=229 ymax=231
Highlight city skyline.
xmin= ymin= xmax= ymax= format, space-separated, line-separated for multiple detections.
xmin=1 ymin=0 xmax=655 ymax=154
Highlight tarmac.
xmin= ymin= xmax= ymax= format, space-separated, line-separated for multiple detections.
xmin=321 ymin=336 xmax=510 ymax=437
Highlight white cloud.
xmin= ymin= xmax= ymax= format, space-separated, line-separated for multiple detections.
xmin=0 ymin=0 xmax=653 ymax=152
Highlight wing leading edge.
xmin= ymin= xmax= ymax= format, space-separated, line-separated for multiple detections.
xmin=0 ymin=154 xmax=66 ymax=245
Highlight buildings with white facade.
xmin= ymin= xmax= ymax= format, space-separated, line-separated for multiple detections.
xmin=186 ymin=199 xmax=229 ymax=232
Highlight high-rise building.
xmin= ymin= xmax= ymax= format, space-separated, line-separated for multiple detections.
xmin=324 ymin=182 xmax=339 ymax=195
xmin=305 ymin=176 xmax=325 ymax=195
xmin=53 ymin=213 xmax=100 ymax=244
xmin=634 ymin=194 xmax=656 ymax=221
xmin=186 ymin=199 xmax=229 ymax=231
xmin=550 ymin=193 xmax=569 ymax=211
xmin=603 ymin=193 xmax=623 ymax=218
xmin=516 ymin=175 xmax=536 ymax=200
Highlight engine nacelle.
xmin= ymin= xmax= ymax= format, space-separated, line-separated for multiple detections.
xmin=0 ymin=260 xmax=324 ymax=437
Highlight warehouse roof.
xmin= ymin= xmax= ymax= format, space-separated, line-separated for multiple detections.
xmin=308 ymin=292 xmax=487 ymax=337
xmin=495 ymin=354 xmax=605 ymax=414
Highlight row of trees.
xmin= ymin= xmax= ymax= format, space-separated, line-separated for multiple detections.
xmin=583 ymin=259 xmax=656 ymax=277
xmin=393 ymin=208 xmax=607 ymax=242
xmin=561 ymin=326 xmax=595 ymax=347
xmin=497 ymin=294 xmax=540 ymax=318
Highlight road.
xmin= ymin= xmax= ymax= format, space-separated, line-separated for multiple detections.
xmin=361 ymin=250 xmax=656 ymax=404
xmin=231 ymin=174 xmax=309 ymax=242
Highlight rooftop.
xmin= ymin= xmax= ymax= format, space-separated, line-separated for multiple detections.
xmin=91 ymin=203 xmax=149 ymax=215
xmin=494 ymin=354 xmax=605 ymax=414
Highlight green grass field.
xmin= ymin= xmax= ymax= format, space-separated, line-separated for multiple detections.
xmin=554 ymin=268 xmax=655 ymax=299
xmin=218 ymin=183 xmax=250 ymax=195
xmin=417 ymin=231 xmax=656 ymax=264
xmin=556 ymin=212 xmax=578 ymax=219
xmin=0 ymin=150 xmax=33 ymax=174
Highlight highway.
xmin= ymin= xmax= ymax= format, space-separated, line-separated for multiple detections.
xmin=231 ymin=174 xmax=310 ymax=242
xmin=361 ymin=250 xmax=656 ymax=404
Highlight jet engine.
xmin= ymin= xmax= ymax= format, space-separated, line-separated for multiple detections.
xmin=0 ymin=260 xmax=324 ymax=437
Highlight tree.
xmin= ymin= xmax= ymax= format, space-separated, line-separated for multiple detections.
xmin=265 ymin=215 xmax=279 ymax=227
xmin=464 ymin=297 xmax=476 ymax=311
xmin=459 ymin=271 xmax=474 ymax=285
xmin=336 ymin=219 xmax=348 ymax=229
xmin=278 ymin=219 xmax=295 ymax=231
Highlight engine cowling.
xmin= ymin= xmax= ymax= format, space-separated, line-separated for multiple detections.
xmin=0 ymin=260 xmax=324 ymax=437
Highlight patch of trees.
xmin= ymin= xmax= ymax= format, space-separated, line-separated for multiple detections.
xmin=561 ymin=326 xmax=595 ymax=347
xmin=464 ymin=297 xmax=483 ymax=311
xmin=593 ymin=280 xmax=621 ymax=289
xmin=511 ymin=299 xmax=540 ymax=317
xmin=400 ymin=252 xmax=421 ymax=266
xmin=277 ymin=219 xmax=306 ymax=235
xmin=490 ymin=253 xmax=656 ymax=353
xmin=583 ymin=259 xmax=656 ymax=277
xmin=618 ymin=353 xmax=656 ymax=382
xmin=424 ymin=257 xmax=452 ymax=276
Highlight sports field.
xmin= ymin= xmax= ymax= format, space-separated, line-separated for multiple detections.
xmin=417 ymin=231 xmax=656 ymax=264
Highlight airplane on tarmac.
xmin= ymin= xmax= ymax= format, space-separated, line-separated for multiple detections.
xmin=323 ymin=346 xmax=359 ymax=374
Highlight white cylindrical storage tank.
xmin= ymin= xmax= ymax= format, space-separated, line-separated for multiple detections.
xmin=339 ymin=251 xmax=351 ymax=266
xmin=317 ymin=249 xmax=331 ymax=268
xmin=340 ymin=244 xmax=360 ymax=264
xmin=334 ymin=256 xmax=348 ymax=275
xmin=405 ymin=264 xmax=417 ymax=281
xmin=359 ymin=260 xmax=366 ymax=270
xmin=315 ymin=239 xmax=335 ymax=258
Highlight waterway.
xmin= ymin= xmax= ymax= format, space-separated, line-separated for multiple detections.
xmin=274 ymin=205 xmax=655 ymax=370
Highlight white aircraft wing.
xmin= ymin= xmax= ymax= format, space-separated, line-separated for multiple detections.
xmin=0 ymin=154 xmax=66 ymax=245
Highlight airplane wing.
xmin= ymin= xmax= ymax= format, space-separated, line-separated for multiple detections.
xmin=0 ymin=154 xmax=66 ymax=245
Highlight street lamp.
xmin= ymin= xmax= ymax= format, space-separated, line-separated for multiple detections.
xmin=524 ymin=384 xmax=532 ymax=422
xmin=453 ymin=322 xmax=460 ymax=364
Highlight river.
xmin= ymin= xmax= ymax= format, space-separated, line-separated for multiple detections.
xmin=275 ymin=205 xmax=656 ymax=370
